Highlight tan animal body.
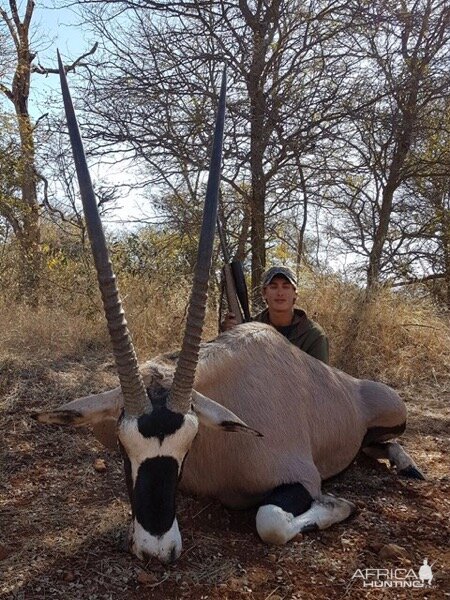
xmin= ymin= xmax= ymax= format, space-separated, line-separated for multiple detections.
xmin=36 ymin=321 xmax=423 ymax=557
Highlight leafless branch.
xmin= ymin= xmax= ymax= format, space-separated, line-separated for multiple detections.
xmin=32 ymin=42 xmax=99 ymax=75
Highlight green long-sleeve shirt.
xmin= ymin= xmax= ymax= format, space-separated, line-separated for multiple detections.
xmin=253 ymin=308 xmax=329 ymax=364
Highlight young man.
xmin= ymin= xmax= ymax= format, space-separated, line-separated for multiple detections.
xmin=222 ymin=266 xmax=329 ymax=364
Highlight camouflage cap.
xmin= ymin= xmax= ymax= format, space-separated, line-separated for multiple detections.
xmin=261 ymin=266 xmax=297 ymax=288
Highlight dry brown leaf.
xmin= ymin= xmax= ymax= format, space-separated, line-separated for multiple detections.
xmin=93 ymin=458 xmax=107 ymax=472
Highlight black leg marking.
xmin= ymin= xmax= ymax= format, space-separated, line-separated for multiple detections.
xmin=362 ymin=423 xmax=406 ymax=447
xmin=260 ymin=483 xmax=313 ymax=516
xmin=300 ymin=523 xmax=319 ymax=533
xmin=398 ymin=466 xmax=426 ymax=480
xmin=119 ymin=441 xmax=135 ymax=516
xmin=363 ymin=440 xmax=426 ymax=481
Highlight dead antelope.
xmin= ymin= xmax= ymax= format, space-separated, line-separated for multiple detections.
xmin=34 ymin=55 xmax=424 ymax=565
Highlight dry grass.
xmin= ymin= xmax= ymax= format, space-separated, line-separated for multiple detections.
xmin=1 ymin=271 xmax=449 ymax=599
xmin=1 ymin=272 xmax=449 ymax=387
xmin=0 ymin=302 xmax=109 ymax=364
xmin=0 ymin=277 xmax=218 ymax=368
xmin=118 ymin=275 xmax=219 ymax=358
xmin=297 ymin=274 xmax=450 ymax=385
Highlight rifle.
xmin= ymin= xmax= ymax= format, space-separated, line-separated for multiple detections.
xmin=217 ymin=218 xmax=251 ymax=324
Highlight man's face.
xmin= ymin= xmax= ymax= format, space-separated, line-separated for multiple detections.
xmin=262 ymin=276 xmax=297 ymax=312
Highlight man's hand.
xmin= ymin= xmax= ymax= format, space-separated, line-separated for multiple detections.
xmin=221 ymin=312 xmax=239 ymax=331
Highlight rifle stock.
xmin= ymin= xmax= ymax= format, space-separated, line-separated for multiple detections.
xmin=222 ymin=264 xmax=244 ymax=324
xmin=217 ymin=215 xmax=250 ymax=325
xmin=230 ymin=260 xmax=251 ymax=322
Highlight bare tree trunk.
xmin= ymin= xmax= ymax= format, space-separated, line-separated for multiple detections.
xmin=367 ymin=81 xmax=419 ymax=290
xmin=295 ymin=161 xmax=308 ymax=281
xmin=443 ymin=205 xmax=450 ymax=310
xmin=234 ymin=202 xmax=250 ymax=263
xmin=249 ymin=167 xmax=266 ymax=308
xmin=16 ymin=201 xmax=41 ymax=306
xmin=367 ymin=183 xmax=395 ymax=290
xmin=244 ymin=3 xmax=278 ymax=307
xmin=4 ymin=0 xmax=41 ymax=306
xmin=15 ymin=69 xmax=41 ymax=305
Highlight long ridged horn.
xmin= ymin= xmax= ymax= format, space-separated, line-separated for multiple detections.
xmin=57 ymin=51 xmax=150 ymax=418
xmin=168 ymin=69 xmax=226 ymax=414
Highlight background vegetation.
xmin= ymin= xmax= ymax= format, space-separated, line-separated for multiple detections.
xmin=2 ymin=0 xmax=450 ymax=305
xmin=0 ymin=222 xmax=448 ymax=386
xmin=0 ymin=0 xmax=449 ymax=387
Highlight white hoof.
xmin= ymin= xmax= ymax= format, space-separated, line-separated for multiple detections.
xmin=256 ymin=505 xmax=293 ymax=545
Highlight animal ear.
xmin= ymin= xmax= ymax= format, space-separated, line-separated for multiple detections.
xmin=32 ymin=388 xmax=123 ymax=451
xmin=32 ymin=387 xmax=123 ymax=426
xmin=191 ymin=390 xmax=263 ymax=437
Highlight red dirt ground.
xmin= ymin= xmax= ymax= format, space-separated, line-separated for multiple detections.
xmin=1 ymin=358 xmax=449 ymax=599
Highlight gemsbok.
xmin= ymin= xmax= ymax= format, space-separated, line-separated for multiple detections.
xmin=34 ymin=55 xmax=424 ymax=565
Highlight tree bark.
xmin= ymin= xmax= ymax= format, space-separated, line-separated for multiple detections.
xmin=244 ymin=1 xmax=279 ymax=306
xmin=442 ymin=203 xmax=450 ymax=309
xmin=9 ymin=0 xmax=41 ymax=305
xmin=367 ymin=75 xmax=419 ymax=289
